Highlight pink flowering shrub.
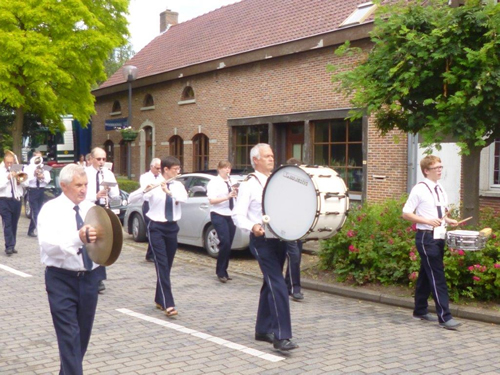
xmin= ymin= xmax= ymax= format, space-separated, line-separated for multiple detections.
xmin=319 ymin=198 xmax=500 ymax=302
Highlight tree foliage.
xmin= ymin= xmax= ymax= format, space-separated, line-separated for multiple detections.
xmin=332 ymin=0 xmax=500 ymax=152
xmin=0 ymin=0 xmax=130 ymax=155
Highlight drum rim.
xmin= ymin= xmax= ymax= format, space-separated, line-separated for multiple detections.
xmin=262 ymin=164 xmax=319 ymax=240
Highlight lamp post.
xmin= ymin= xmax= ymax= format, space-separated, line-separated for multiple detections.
xmin=122 ymin=65 xmax=138 ymax=179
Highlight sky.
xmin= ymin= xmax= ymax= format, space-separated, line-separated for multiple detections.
xmin=127 ymin=0 xmax=241 ymax=53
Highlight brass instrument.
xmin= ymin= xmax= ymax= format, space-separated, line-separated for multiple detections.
xmin=3 ymin=150 xmax=26 ymax=200
xmin=143 ymin=175 xmax=181 ymax=193
xmin=34 ymin=156 xmax=45 ymax=182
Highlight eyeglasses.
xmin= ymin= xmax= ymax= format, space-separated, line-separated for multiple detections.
xmin=95 ymin=158 xmax=106 ymax=161
xmin=428 ymin=166 xmax=444 ymax=171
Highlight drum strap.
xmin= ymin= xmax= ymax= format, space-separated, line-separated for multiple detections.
xmin=244 ymin=173 xmax=263 ymax=187
xmin=419 ymin=182 xmax=444 ymax=218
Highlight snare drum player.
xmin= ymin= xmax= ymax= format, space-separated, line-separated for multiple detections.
xmin=233 ymin=144 xmax=298 ymax=351
xmin=144 ymin=156 xmax=187 ymax=317
xmin=38 ymin=164 xmax=99 ymax=374
xmin=85 ymin=147 xmax=119 ymax=293
xmin=207 ymin=160 xmax=237 ymax=283
xmin=402 ymin=155 xmax=460 ymax=330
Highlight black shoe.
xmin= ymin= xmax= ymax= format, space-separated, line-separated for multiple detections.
xmin=255 ymin=332 xmax=274 ymax=344
xmin=413 ymin=313 xmax=438 ymax=322
xmin=27 ymin=232 xmax=37 ymax=238
xmin=98 ymin=281 xmax=106 ymax=293
xmin=5 ymin=248 xmax=13 ymax=256
xmin=273 ymin=338 xmax=298 ymax=351
xmin=218 ymin=276 xmax=228 ymax=283
xmin=145 ymin=257 xmax=154 ymax=263
xmin=291 ymin=292 xmax=304 ymax=301
xmin=11 ymin=248 xmax=18 ymax=254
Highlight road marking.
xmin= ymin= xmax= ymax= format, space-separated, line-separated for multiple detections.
xmin=116 ymin=308 xmax=285 ymax=362
xmin=0 ymin=264 xmax=32 ymax=278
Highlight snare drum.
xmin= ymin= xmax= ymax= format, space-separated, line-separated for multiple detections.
xmin=446 ymin=230 xmax=486 ymax=251
xmin=262 ymin=164 xmax=349 ymax=241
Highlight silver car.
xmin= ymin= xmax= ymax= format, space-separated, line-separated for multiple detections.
xmin=123 ymin=173 xmax=249 ymax=258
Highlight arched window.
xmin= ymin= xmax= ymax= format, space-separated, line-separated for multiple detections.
xmin=143 ymin=126 xmax=153 ymax=171
xmin=169 ymin=135 xmax=184 ymax=169
xmin=143 ymin=94 xmax=154 ymax=107
xmin=192 ymin=133 xmax=209 ymax=172
xmin=119 ymin=140 xmax=127 ymax=176
xmin=111 ymin=100 xmax=121 ymax=113
xmin=181 ymin=86 xmax=195 ymax=101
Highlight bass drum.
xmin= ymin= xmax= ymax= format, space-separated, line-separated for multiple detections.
xmin=262 ymin=165 xmax=349 ymax=241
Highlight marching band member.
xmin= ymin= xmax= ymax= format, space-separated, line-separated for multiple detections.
xmin=0 ymin=151 xmax=24 ymax=256
xmin=207 ymin=160 xmax=237 ymax=283
xmin=402 ymin=155 xmax=460 ymax=330
xmin=144 ymin=156 xmax=187 ymax=317
xmin=24 ymin=151 xmax=51 ymax=237
xmin=38 ymin=164 xmax=99 ymax=374
xmin=84 ymin=147 xmax=119 ymax=292
xmin=232 ymin=143 xmax=298 ymax=351
xmin=139 ymin=158 xmax=163 ymax=262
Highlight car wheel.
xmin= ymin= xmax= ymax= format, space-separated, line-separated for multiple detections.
xmin=131 ymin=213 xmax=147 ymax=242
xmin=204 ymin=224 xmax=220 ymax=258
xmin=25 ymin=198 xmax=31 ymax=219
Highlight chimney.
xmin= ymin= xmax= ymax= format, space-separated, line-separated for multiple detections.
xmin=160 ymin=9 xmax=179 ymax=33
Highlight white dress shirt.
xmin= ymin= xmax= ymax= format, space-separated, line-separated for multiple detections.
xmin=0 ymin=164 xmax=24 ymax=198
xmin=38 ymin=193 xmax=98 ymax=271
xmin=140 ymin=171 xmax=165 ymax=203
xmin=207 ymin=175 xmax=234 ymax=216
xmin=403 ymin=178 xmax=449 ymax=230
xmin=232 ymin=170 xmax=268 ymax=233
xmin=23 ymin=163 xmax=51 ymax=188
xmin=144 ymin=180 xmax=188 ymax=222
xmin=85 ymin=166 xmax=119 ymax=204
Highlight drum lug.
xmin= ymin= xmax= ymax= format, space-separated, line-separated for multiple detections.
xmin=325 ymin=193 xmax=346 ymax=199
xmin=317 ymin=227 xmax=333 ymax=232
xmin=325 ymin=211 xmax=340 ymax=215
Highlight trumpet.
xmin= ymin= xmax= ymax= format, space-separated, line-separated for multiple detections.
xmin=143 ymin=175 xmax=182 ymax=193
xmin=34 ymin=156 xmax=45 ymax=181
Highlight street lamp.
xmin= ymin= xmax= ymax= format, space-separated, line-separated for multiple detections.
xmin=122 ymin=65 xmax=138 ymax=179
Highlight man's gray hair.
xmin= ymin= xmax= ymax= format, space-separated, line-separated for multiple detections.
xmin=250 ymin=143 xmax=270 ymax=169
xmin=91 ymin=147 xmax=105 ymax=157
xmin=150 ymin=158 xmax=161 ymax=167
xmin=59 ymin=164 xmax=86 ymax=186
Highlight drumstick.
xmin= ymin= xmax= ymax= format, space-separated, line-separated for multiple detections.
xmin=457 ymin=216 xmax=473 ymax=225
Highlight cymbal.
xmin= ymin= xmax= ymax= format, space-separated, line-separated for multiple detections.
xmin=84 ymin=206 xmax=113 ymax=265
xmin=102 ymin=208 xmax=123 ymax=266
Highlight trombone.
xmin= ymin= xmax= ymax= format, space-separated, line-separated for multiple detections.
xmin=2 ymin=150 xmax=27 ymax=201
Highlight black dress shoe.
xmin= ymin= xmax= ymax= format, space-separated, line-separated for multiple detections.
xmin=145 ymin=257 xmax=154 ymax=263
xmin=273 ymin=338 xmax=298 ymax=351
xmin=218 ymin=276 xmax=228 ymax=283
xmin=255 ymin=332 xmax=274 ymax=343
xmin=5 ymin=248 xmax=13 ymax=256
xmin=98 ymin=281 xmax=106 ymax=293
xmin=291 ymin=292 xmax=304 ymax=301
xmin=27 ymin=232 xmax=37 ymax=238
xmin=11 ymin=248 xmax=18 ymax=254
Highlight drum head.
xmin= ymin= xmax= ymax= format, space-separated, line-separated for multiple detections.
xmin=263 ymin=165 xmax=318 ymax=241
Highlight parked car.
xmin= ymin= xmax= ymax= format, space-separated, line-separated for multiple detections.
xmin=123 ymin=173 xmax=249 ymax=258
xmin=23 ymin=164 xmax=130 ymax=223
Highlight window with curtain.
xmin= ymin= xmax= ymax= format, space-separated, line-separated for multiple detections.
xmin=192 ymin=133 xmax=209 ymax=171
xmin=233 ymin=125 xmax=269 ymax=169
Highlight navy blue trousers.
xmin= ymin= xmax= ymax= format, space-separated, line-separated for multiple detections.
xmin=414 ymin=231 xmax=452 ymax=323
xmin=211 ymin=212 xmax=236 ymax=278
xmin=143 ymin=201 xmax=153 ymax=260
xmin=0 ymin=197 xmax=21 ymax=251
xmin=285 ymin=241 xmax=302 ymax=294
xmin=28 ymin=187 xmax=45 ymax=234
xmin=148 ymin=220 xmax=179 ymax=309
xmin=45 ymin=267 xmax=100 ymax=375
xmin=249 ymin=235 xmax=292 ymax=340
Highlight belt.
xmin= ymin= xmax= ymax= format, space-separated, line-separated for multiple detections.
xmin=46 ymin=266 xmax=92 ymax=277
xmin=28 ymin=187 xmax=45 ymax=190
xmin=417 ymin=229 xmax=433 ymax=233
xmin=0 ymin=196 xmax=16 ymax=200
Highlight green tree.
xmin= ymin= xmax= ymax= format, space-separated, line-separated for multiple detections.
xmin=0 ymin=0 xmax=130 ymax=156
xmin=101 ymin=43 xmax=135 ymax=86
xmin=332 ymin=0 xmax=500 ymax=224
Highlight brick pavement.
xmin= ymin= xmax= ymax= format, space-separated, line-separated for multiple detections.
xmin=2 ymin=216 xmax=500 ymax=374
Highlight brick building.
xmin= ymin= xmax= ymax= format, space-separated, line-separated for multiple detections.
xmin=92 ymin=0 xmax=410 ymax=203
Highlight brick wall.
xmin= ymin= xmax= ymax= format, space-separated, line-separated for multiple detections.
xmin=93 ymin=39 xmax=408 ymax=202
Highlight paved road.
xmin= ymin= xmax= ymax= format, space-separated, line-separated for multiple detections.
xmin=2 ymin=216 xmax=500 ymax=374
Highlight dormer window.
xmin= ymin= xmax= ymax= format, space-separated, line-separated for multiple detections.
xmin=340 ymin=2 xmax=377 ymax=28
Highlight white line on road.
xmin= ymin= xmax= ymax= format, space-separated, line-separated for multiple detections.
xmin=116 ymin=308 xmax=285 ymax=363
xmin=0 ymin=264 xmax=32 ymax=278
